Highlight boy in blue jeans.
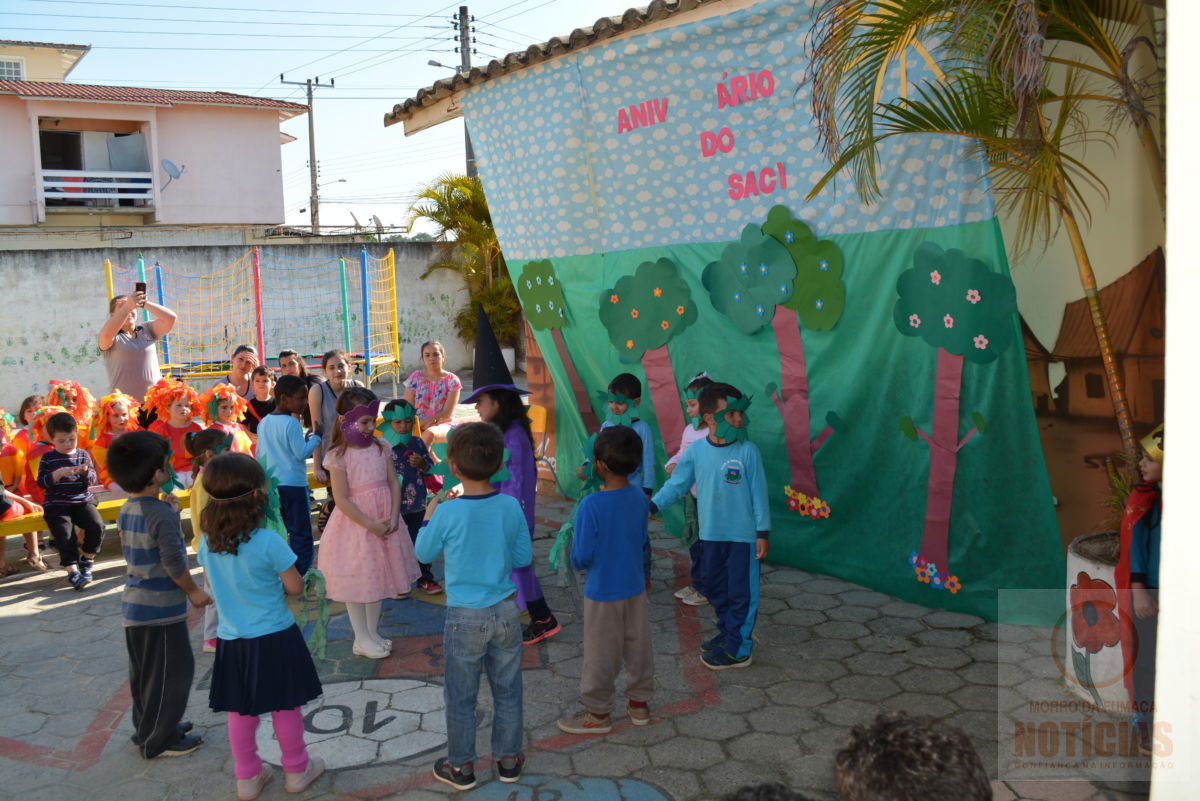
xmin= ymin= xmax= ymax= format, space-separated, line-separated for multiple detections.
xmin=651 ymin=382 xmax=770 ymax=669
xmin=416 ymin=422 xmax=532 ymax=789
xmin=558 ymin=425 xmax=654 ymax=734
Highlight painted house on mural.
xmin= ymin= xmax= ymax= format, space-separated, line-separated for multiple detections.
xmin=0 ymin=40 xmax=307 ymax=229
xmin=1050 ymin=248 xmax=1165 ymax=424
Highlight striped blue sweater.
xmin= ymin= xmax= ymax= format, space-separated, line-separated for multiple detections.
xmin=118 ymin=497 xmax=190 ymax=627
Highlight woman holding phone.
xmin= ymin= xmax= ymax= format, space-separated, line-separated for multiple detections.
xmin=98 ymin=286 xmax=178 ymax=426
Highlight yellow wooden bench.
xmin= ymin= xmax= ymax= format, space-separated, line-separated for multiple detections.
xmin=0 ymin=474 xmax=325 ymax=538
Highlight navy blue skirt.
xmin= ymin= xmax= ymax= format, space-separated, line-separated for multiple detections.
xmin=208 ymin=624 xmax=322 ymax=716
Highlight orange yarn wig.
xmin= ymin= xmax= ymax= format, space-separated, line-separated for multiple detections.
xmin=144 ymin=378 xmax=201 ymax=421
xmin=47 ymin=380 xmax=96 ymax=428
xmin=91 ymin=391 xmax=142 ymax=439
xmin=198 ymin=383 xmax=249 ymax=425
xmin=28 ymin=405 xmax=71 ymax=444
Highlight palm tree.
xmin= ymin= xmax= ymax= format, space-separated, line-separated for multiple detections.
xmin=805 ymin=0 xmax=1162 ymax=458
xmin=407 ymin=173 xmax=524 ymax=353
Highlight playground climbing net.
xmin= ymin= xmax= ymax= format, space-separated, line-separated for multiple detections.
xmin=106 ymin=247 xmax=401 ymax=386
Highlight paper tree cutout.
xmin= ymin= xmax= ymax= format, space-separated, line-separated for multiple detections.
xmin=598 ymin=257 xmax=698 ymax=455
xmin=893 ymin=242 xmax=1016 ymax=593
xmin=702 ymin=205 xmax=847 ymax=518
xmin=516 ymin=259 xmax=599 ymax=435
xmin=702 ymin=224 xmax=795 ymax=335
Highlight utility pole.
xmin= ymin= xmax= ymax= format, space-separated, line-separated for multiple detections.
xmin=281 ymin=74 xmax=335 ymax=233
xmin=456 ymin=6 xmax=477 ymax=178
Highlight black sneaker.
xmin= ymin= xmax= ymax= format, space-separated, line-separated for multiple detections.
xmin=496 ymin=755 xmax=525 ymax=783
xmin=152 ymin=732 xmax=202 ymax=758
xmin=78 ymin=557 xmax=95 ymax=583
xmin=701 ymin=633 xmax=725 ymax=653
xmin=701 ymin=650 xmax=753 ymax=670
xmin=130 ymin=720 xmax=193 ymax=746
xmin=522 ymin=615 xmax=561 ymax=645
xmin=433 ymin=757 xmax=476 ymax=790
xmin=68 ymin=571 xmax=89 ymax=591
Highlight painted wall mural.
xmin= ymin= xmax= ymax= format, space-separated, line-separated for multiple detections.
xmin=461 ymin=0 xmax=1063 ymax=621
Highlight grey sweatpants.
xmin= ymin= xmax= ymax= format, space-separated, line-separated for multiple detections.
xmin=580 ymin=592 xmax=655 ymax=715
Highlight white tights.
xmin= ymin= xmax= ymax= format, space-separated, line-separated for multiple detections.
xmin=345 ymin=601 xmax=387 ymax=649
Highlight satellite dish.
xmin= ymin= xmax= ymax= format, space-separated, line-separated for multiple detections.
xmin=349 ymin=211 xmax=363 ymax=232
xmin=160 ymin=159 xmax=187 ymax=191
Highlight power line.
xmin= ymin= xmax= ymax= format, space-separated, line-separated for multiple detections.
xmin=4 ymin=25 xmax=447 ymax=39
xmin=16 ymin=0 xmax=439 ymax=17
xmin=0 ymin=11 xmax=445 ymax=28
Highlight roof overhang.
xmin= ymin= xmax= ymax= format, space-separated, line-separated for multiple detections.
xmin=383 ymin=0 xmax=758 ymax=135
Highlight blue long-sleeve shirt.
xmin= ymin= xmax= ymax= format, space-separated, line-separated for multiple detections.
xmin=651 ymin=437 xmax=770 ymax=543
xmin=570 ymin=484 xmax=649 ymax=601
xmin=600 ymin=418 xmax=655 ymax=493
xmin=255 ymin=413 xmax=319 ymax=487
xmin=1129 ymin=489 xmax=1161 ymax=588
xmin=415 ymin=492 xmax=533 ymax=609
xmin=37 ymin=448 xmax=97 ymax=506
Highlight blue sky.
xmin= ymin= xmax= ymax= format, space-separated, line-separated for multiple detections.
xmin=9 ymin=0 xmax=625 ymax=232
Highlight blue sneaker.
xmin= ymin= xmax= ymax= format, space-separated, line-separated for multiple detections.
xmin=78 ymin=557 xmax=95 ymax=583
xmin=701 ymin=650 xmax=752 ymax=670
xmin=701 ymin=633 xmax=725 ymax=653
xmin=68 ymin=571 xmax=89 ymax=591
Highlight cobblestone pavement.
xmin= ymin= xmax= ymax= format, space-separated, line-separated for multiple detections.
xmin=0 ymin=488 xmax=1152 ymax=801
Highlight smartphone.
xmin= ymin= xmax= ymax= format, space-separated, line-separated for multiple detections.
xmin=135 ymin=281 xmax=146 ymax=294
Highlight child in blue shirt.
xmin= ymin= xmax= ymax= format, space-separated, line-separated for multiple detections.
xmin=558 ymin=425 xmax=654 ymax=735
xmin=651 ymin=382 xmax=770 ymax=670
xmin=381 ymin=398 xmax=440 ymax=594
xmin=415 ymin=422 xmax=532 ymax=790
xmin=197 ymin=452 xmax=325 ymax=799
xmin=254 ymin=375 xmax=320 ymax=575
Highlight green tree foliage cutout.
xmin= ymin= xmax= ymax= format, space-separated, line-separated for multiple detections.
xmin=599 ymin=258 xmax=698 ymax=363
xmin=702 ymin=224 xmax=795 ymax=335
xmin=894 ymin=242 xmax=1016 ymax=594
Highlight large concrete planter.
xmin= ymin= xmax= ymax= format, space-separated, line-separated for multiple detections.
xmin=1063 ymin=532 xmax=1130 ymax=708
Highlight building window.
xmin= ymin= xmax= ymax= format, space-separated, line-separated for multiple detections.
xmin=0 ymin=58 xmax=24 ymax=80
xmin=1084 ymin=373 xmax=1105 ymax=399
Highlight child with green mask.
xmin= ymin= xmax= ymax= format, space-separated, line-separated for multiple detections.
xmin=382 ymin=398 xmax=441 ymax=594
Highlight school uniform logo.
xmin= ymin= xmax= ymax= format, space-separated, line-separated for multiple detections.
xmin=722 ymin=459 xmax=744 ymax=485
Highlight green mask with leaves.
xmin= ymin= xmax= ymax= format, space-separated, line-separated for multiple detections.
xmin=603 ymin=391 xmax=636 ymax=427
xmin=378 ymin=405 xmax=416 ymax=448
xmin=714 ymin=394 xmax=752 ymax=442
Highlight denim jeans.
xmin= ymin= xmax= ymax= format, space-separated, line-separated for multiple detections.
xmin=442 ymin=599 xmax=524 ymax=766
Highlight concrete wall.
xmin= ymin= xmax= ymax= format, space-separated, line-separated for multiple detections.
xmin=0 ymin=241 xmax=470 ymax=411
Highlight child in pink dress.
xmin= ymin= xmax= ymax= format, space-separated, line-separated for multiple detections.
xmin=316 ymin=387 xmax=421 ymax=659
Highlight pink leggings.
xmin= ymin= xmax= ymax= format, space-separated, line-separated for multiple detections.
xmin=227 ymin=708 xmax=309 ymax=780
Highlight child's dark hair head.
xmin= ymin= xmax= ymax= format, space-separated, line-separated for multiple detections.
xmin=107 ymin=430 xmax=169 ymax=493
xmin=698 ymin=382 xmax=742 ymax=417
xmin=274 ymin=374 xmax=308 ymax=400
xmin=834 ymin=712 xmax=991 ymax=801
xmin=446 ymin=421 xmax=504 ymax=481
xmin=200 ymin=453 xmax=268 ymax=556
xmin=330 ymin=386 xmax=379 ymax=452
xmin=593 ymin=425 xmax=642 ymax=477
xmin=480 ymin=388 xmax=533 ymax=446
xmin=321 ymin=348 xmax=350 ymax=369
xmin=608 ymin=373 xmax=642 ymax=400
xmin=250 ymin=365 xmax=275 ymax=381
xmin=18 ymin=394 xmax=44 ymax=424
xmin=186 ymin=428 xmax=229 ymax=470
xmin=384 ymin=398 xmax=415 ymax=414
xmin=44 ymin=411 xmax=77 ymax=437
xmin=686 ymin=373 xmax=714 ymax=394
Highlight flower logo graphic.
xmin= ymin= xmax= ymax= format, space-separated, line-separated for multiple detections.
xmin=966 ymin=288 xmax=982 ymax=304
xmin=943 ymin=314 xmax=954 ymax=328
xmin=909 ymin=314 xmax=921 ymax=328
xmin=973 ymin=334 xmax=989 ymax=350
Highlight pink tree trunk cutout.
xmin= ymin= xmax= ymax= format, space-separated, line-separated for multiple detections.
xmin=642 ymin=345 xmax=686 ymax=457
xmin=550 ymin=328 xmax=600 ymax=435
xmin=769 ymin=307 xmax=835 ymax=499
xmin=911 ymin=347 xmax=980 ymax=573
